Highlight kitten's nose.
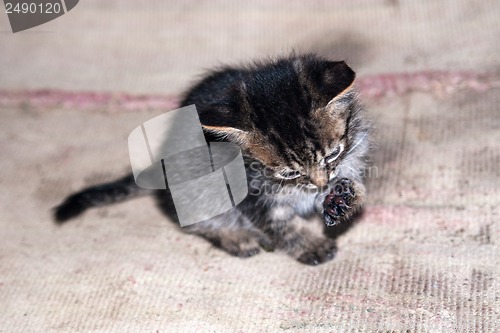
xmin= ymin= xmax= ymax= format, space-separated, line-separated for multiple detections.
xmin=309 ymin=170 xmax=328 ymax=188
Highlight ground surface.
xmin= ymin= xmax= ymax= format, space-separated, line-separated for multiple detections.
xmin=0 ymin=0 xmax=499 ymax=332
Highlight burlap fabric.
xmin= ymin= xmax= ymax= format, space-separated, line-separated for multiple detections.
xmin=1 ymin=1 xmax=499 ymax=332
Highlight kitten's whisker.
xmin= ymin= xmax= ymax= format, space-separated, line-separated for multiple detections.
xmin=278 ymin=178 xmax=286 ymax=193
xmin=346 ymin=131 xmax=368 ymax=155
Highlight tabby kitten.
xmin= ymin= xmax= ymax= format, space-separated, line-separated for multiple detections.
xmin=55 ymin=54 xmax=370 ymax=265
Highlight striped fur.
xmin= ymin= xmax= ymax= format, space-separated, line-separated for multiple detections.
xmin=54 ymin=54 xmax=370 ymax=265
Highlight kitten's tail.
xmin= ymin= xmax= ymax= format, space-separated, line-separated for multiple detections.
xmin=53 ymin=174 xmax=151 ymax=223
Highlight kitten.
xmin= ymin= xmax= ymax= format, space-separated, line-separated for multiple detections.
xmin=54 ymin=54 xmax=370 ymax=265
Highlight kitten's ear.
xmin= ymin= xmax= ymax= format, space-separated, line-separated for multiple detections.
xmin=324 ymin=84 xmax=357 ymax=116
xmin=201 ymin=124 xmax=249 ymax=144
xmin=317 ymin=61 xmax=356 ymax=115
xmin=198 ymin=105 xmax=249 ymax=144
xmin=317 ymin=60 xmax=356 ymax=101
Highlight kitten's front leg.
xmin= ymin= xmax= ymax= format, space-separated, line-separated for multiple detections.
xmin=265 ymin=210 xmax=338 ymax=265
xmin=323 ymin=178 xmax=365 ymax=226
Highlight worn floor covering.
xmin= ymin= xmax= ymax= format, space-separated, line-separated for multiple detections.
xmin=0 ymin=1 xmax=499 ymax=332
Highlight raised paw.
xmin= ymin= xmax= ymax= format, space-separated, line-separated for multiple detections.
xmin=323 ymin=178 xmax=356 ymax=227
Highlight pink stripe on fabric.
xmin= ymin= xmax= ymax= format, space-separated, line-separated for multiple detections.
xmin=0 ymin=71 xmax=498 ymax=111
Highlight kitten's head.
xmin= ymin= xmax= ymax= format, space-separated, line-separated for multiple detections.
xmin=198 ymin=54 xmax=365 ymax=190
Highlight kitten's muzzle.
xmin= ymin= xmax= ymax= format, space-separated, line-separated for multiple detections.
xmin=308 ymin=169 xmax=329 ymax=188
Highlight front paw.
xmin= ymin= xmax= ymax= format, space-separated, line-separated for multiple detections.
xmin=296 ymin=238 xmax=337 ymax=265
xmin=323 ymin=178 xmax=357 ymax=226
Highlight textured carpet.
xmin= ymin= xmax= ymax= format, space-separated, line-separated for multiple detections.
xmin=1 ymin=1 xmax=499 ymax=332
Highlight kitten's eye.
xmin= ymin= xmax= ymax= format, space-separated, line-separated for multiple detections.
xmin=324 ymin=144 xmax=344 ymax=164
xmin=276 ymin=169 xmax=302 ymax=180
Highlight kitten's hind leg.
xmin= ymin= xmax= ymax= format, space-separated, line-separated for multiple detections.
xmin=208 ymin=230 xmax=261 ymax=258
xmin=184 ymin=210 xmax=264 ymax=258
